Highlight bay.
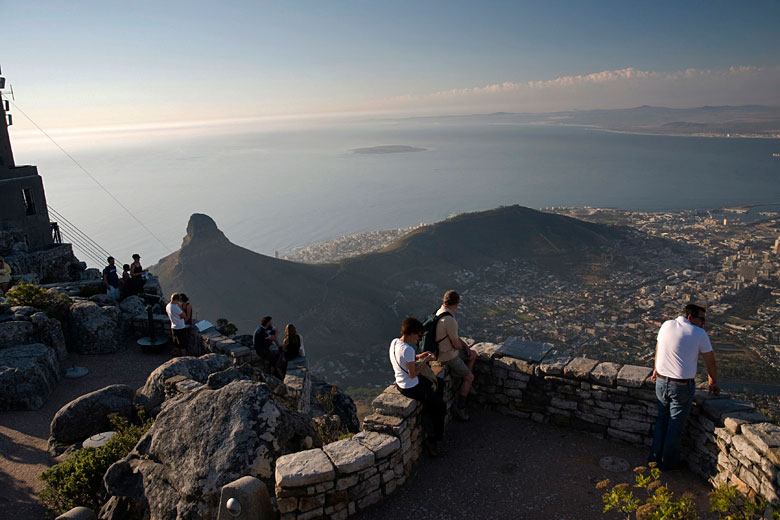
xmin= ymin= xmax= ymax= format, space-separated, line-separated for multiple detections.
xmin=11 ymin=116 xmax=780 ymax=267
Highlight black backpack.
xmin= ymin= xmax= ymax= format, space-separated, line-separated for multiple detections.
xmin=417 ymin=311 xmax=452 ymax=355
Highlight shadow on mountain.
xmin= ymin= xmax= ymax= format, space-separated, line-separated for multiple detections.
xmin=151 ymin=206 xmax=627 ymax=360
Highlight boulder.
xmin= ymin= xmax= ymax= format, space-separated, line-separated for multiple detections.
xmin=0 ymin=343 xmax=61 ymax=410
xmin=135 ymin=354 xmax=232 ymax=412
xmin=68 ymin=300 xmax=122 ymax=354
xmin=102 ymin=380 xmax=318 ymax=520
xmin=119 ymin=296 xmax=146 ymax=317
xmin=11 ymin=306 xmax=37 ymax=318
xmin=310 ymin=375 xmax=360 ymax=434
xmin=48 ymin=384 xmax=135 ymax=454
xmin=31 ymin=312 xmax=68 ymax=361
xmin=0 ymin=321 xmax=34 ymax=349
xmin=89 ymin=294 xmax=116 ymax=306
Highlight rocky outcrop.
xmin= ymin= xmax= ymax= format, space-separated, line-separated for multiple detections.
xmin=134 ymin=354 xmax=233 ymax=412
xmin=0 ymin=320 xmax=34 ymax=348
xmin=68 ymin=300 xmax=122 ymax=354
xmin=48 ymin=384 xmax=135 ymax=454
xmin=0 ymin=343 xmax=61 ymax=410
xmin=31 ymin=312 xmax=67 ymax=361
xmin=102 ymin=380 xmax=319 ymax=520
xmin=310 ymin=375 xmax=360 ymax=434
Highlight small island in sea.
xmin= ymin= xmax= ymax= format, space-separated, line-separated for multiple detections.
xmin=351 ymin=144 xmax=427 ymax=154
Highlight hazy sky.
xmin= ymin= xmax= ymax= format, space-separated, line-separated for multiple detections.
xmin=4 ymin=0 xmax=780 ymax=134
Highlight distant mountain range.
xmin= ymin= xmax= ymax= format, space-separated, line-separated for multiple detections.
xmin=406 ymin=105 xmax=780 ymax=138
xmin=151 ymin=206 xmax=633 ymax=362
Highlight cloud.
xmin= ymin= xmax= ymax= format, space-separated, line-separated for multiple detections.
xmin=374 ymin=65 xmax=780 ymax=114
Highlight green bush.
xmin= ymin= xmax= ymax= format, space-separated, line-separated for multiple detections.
xmin=39 ymin=414 xmax=153 ymax=515
xmin=216 ymin=318 xmax=237 ymax=336
xmin=5 ymin=282 xmax=72 ymax=321
xmin=598 ymin=465 xmax=780 ymax=520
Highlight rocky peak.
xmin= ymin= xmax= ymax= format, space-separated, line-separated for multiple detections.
xmin=182 ymin=213 xmax=228 ymax=247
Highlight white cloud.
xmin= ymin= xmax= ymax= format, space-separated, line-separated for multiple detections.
xmin=373 ymin=65 xmax=780 ymax=114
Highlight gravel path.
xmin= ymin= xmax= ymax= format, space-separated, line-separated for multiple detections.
xmin=0 ymin=341 xmax=169 ymax=519
xmin=357 ymin=409 xmax=713 ymax=520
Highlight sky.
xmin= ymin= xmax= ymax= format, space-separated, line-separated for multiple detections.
xmin=3 ymin=0 xmax=780 ymax=137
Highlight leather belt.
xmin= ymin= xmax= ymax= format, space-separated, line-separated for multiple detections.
xmin=656 ymin=374 xmax=693 ymax=383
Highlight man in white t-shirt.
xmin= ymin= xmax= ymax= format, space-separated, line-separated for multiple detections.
xmin=649 ymin=303 xmax=719 ymax=471
xmin=165 ymin=293 xmax=188 ymax=357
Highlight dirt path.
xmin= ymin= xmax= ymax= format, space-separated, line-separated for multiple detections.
xmin=357 ymin=409 xmax=713 ymax=520
xmin=0 ymin=341 xmax=169 ymax=519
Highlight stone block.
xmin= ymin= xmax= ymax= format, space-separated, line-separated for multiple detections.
xmin=702 ymin=397 xmax=755 ymax=423
xmin=324 ymin=439 xmax=375 ymax=474
xmin=590 ymin=362 xmax=620 ymax=387
xmin=275 ymin=449 xmax=335 ymax=487
xmin=353 ymin=431 xmax=400 ymax=460
xmin=610 ymin=418 xmax=650 ymax=434
xmin=741 ymin=422 xmax=780 ymax=454
xmin=277 ymin=497 xmax=297 ymax=514
xmin=362 ymin=413 xmax=405 ymax=435
xmin=336 ymin=475 xmax=359 ymax=491
xmin=297 ymin=507 xmax=324 ymax=520
xmin=607 ymin=427 xmax=642 ymax=444
xmin=372 ymin=391 xmax=418 ymax=418
xmin=563 ymin=357 xmax=599 ymax=380
xmin=472 ymin=342 xmax=501 ymax=359
xmin=732 ymin=435 xmax=762 ymax=464
xmin=739 ymin=466 xmax=762 ymax=492
xmin=298 ymin=494 xmax=325 ymax=512
xmin=574 ymin=410 xmax=610 ymax=426
xmin=538 ymin=356 xmax=570 ymax=375
xmin=594 ymin=400 xmax=622 ymax=411
xmin=627 ymin=388 xmax=655 ymax=401
xmin=357 ymin=489 xmax=382 ymax=510
xmin=507 ymin=370 xmax=530 ymax=381
xmin=549 ymin=397 xmax=578 ymax=411
xmin=616 ymin=365 xmax=653 ymax=388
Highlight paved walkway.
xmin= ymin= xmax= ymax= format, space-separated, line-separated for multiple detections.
xmin=0 ymin=342 xmax=169 ymax=519
xmin=357 ymin=409 xmax=713 ymax=520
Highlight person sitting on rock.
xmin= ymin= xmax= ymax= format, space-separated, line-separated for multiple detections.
xmin=389 ymin=317 xmax=446 ymax=456
xmin=102 ymin=256 xmax=120 ymax=300
xmin=165 ymin=293 xmax=188 ymax=357
xmin=253 ymin=315 xmax=279 ymax=372
xmin=0 ymin=256 xmax=12 ymax=294
xmin=119 ymin=264 xmax=132 ymax=299
xmin=274 ymin=323 xmax=303 ymax=380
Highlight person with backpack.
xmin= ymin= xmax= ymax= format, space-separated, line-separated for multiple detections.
xmin=433 ymin=290 xmax=476 ymax=421
xmin=389 ymin=317 xmax=446 ymax=456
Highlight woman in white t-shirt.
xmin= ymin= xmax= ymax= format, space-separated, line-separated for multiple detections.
xmin=389 ymin=317 xmax=446 ymax=455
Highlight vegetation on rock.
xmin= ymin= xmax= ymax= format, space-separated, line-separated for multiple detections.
xmin=215 ymin=318 xmax=237 ymax=336
xmin=5 ymin=282 xmax=72 ymax=321
xmin=39 ymin=414 xmax=153 ymax=514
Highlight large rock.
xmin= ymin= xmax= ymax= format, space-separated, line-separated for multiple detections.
xmin=31 ymin=312 xmax=67 ymax=361
xmin=0 ymin=321 xmax=34 ymax=349
xmin=48 ymin=384 xmax=135 ymax=454
xmin=310 ymin=374 xmax=360 ymax=433
xmin=0 ymin=343 xmax=61 ymax=410
xmin=135 ymin=354 xmax=232 ymax=412
xmin=119 ymin=296 xmax=146 ymax=317
xmin=68 ymin=300 xmax=122 ymax=354
xmin=102 ymin=380 xmax=318 ymax=520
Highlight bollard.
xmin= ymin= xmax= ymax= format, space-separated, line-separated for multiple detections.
xmin=56 ymin=506 xmax=96 ymax=520
xmin=217 ymin=476 xmax=273 ymax=520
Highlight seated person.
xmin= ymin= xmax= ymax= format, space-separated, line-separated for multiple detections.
xmin=389 ymin=317 xmax=446 ymax=456
xmin=274 ymin=323 xmax=303 ymax=380
xmin=253 ymin=315 xmax=279 ymax=371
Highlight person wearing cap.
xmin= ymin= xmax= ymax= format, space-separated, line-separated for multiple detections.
xmin=649 ymin=302 xmax=719 ymax=471
xmin=130 ymin=253 xmax=144 ymax=296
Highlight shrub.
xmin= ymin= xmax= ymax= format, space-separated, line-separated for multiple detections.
xmin=598 ymin=465 xmax=780 ymax=520
xmin=39 ymin=414 xmax=153 ymax=514
xmin=216 ymin=318 xmax=237 ymax=336
xmin=5 ymin=282 xmax=72 ymax=321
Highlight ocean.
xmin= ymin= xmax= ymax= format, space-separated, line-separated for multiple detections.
xmin=11 ymin=115 xmax=780 ymax=268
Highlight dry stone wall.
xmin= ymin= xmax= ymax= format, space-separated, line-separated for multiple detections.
xmin=273 ymin=340 xmax=779 ymax=519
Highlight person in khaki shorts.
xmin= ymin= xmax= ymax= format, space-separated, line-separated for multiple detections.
xmin=435 ymin=290 xmax=476 ymax=421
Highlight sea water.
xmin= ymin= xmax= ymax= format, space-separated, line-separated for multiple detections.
xmin=10 ymin=115 xmax=780 ymax=267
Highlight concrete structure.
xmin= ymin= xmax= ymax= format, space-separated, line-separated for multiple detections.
xmin=0 ymin=73 xmax=54 ymax=252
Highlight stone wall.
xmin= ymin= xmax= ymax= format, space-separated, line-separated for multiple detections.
xmin=468 ymin=342 xmax=780 ymax=504
xmin=273 ymin=367 xmax=457 ymax=519
xmin=272 ymin=340 xmax=779 ymax=519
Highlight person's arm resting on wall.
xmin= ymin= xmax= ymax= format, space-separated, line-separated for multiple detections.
xmin=702 ymin=351 xmax=719 ymax=395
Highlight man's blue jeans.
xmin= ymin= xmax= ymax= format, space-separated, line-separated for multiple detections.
xmin=649 ymin=378 xmax=695 ymax=470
